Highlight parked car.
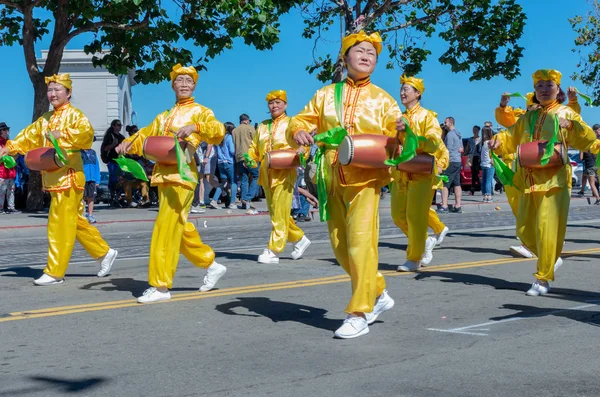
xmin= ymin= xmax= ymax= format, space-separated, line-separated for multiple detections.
xmin=459 ymin=155 xmax=482 ymax=191
xmin=95 ymin=171 xmax=111 ymax=204
xmin=568 ymin=149 xmax=582 ymax=188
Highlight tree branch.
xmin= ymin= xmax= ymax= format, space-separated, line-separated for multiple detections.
xmin=20 ymin=3 xmax=41 ymax=84
xmin=361 ymin=0 xmax=377 ymax=15
xmin=377 ymin=10 xmax=446 ymax=34
xmin=66 ymin=12 xmax=151 ymax=42
xmin=0 ymin=0 xmax=20 ymax=8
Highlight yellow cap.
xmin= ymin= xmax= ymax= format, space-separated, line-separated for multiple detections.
xmin=400 ymin=75 xmax=425 ymax=94
xmin=532 ymin=69 xmax=562 ymax=86
xmin=266 ymin=90 xmax=287 ymax=103
xmin=170 ymin=64 xmax=198 ymax=84
xmin=45 ymin=73 xmax=72 ymax=90
xmin=341 ymin=30 xmax=382 ymax=56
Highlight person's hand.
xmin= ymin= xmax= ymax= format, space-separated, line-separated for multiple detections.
xmin=500 ymin=92 xmax=510 ymax=107
xmin=0 ymin=147 xmax=9 ymax=157
xmin=294 ymin=130 xmax=314 ymax=146
xmin=174 ymin=124 xmax=196 ymax=139
xmin=202 ymin=157 xmax=208 ymax=164
xmin=559 ymin=118 xmax=573 ymax=130
xmin=396 ymin=118 xmax=407 ymax=132
xmin=115 ymin=141 xmax=133 ymax=155
xmin=96 ymin=184 xmax=99 ymax=187
xmin=489 ymin=137 xmax=501 ymax=151
xmin=458 ymin=147 xmax=464 ymax=154
xmin=46 ymin=130 xmax=61 ymax=140
xmin=567 ymin=86 xmax=577 ymax=101
xmin=307 ymin=197 xmax=318 ymax=207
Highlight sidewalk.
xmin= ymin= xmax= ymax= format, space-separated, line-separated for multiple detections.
xmin=0 ymin=192 xmax=594 ymax=238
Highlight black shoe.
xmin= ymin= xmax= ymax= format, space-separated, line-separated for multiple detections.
xmin=302 ymin=216 xmax=312 ymax=222
xmin=437 ymin=207 xmax=449 ymax=214
xmin=5 ymin=209 xmax=21 ymax=214
xmin=594 ymin=199 xmax=600 ymax=205
xmin=450 ymin=206 xmax=462 ymax=213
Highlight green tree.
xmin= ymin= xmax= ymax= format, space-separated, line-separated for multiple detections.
xmin=300 ymin=0 xmax=526 ymax=83
xmin=0 ymin=0 xmax=302 ymax=210
xmin=571 ymin=0 xmax=600 ymax=105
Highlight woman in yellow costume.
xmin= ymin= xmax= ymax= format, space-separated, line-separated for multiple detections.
xmin=495 ymin=89 xmax=581 ymax=259
xmin=490 ymin=69 xmax=600 ymax=296
xmin=288 ymin=31 xmax=400 ymax=339
xmin=246 ymin=90 xmax=312 ymax=264
xmin=391 ymin=76 xmax=445 ymax=272
xmin=428 ymin=147 xmax=450 ymax=247
xmin=0 ymin=74 xmax=118 ymax=285
xmin=116 ymin=64 xmax=227 ymax=303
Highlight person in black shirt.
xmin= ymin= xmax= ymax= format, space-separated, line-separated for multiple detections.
xmin=100 ymin=119 xmax=126 ymax=204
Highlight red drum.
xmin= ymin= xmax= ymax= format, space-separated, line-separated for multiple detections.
xmin=396 ymin=153 xmax=435 ymax=175
xmin=517 ymin=141 xmax=566 ymax=169
xmin=266 ymin=150 xmax=300 ymax=169
xmin=25 ymin=147 xmax=67 ymax=172
xmin=143 ymin=136 xmax=194 ymax=165
xmin=337 ymin=134 xmax=397 ymax=169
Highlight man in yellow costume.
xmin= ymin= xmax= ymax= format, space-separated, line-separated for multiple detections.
xmin=0 ymin=74 xmax=118 ymax=285
xmin=490 ymin=69 xmax=600 ymax=296
xmin=495 ymin=88 xmax=581 ymax=259
xmin=391 ymin=76 xmax=445 ymax=272
xmin=246 ymin=90 xmax=311 ymax=264
xmin=116 ymin=64 xmax=227 ymax=303
xmin=288 ymin=31 xmax=400 ymax=339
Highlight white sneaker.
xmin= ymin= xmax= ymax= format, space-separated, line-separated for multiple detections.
xmin=129 ymin=202 xmax=138 ymax=208
xmin=554 ymin=257 xmax=563 ymax=272
xmin=365 ymin=290 xmax=395 ymax=325
xmin=33 ymin=273 xmax=64 ymax=286
xmin=190 ymin=206 xmax=206 ymax=214
xmin=291 ymin=236 xmax=311 ymax=260
xmin=334 ymin=314 xmax=369 ymax=339
xmin=397 ymin=260 xmax=421 ymax=272
xmin=434 ymin=226 xmax=449 ymax=247
xmin=97 ymin=248 xmax=118 ymax=277
xmin=509 ymin=245 xmax=535 ymax=259
xmin=199 ymin=261 xmax=227 ymax=292
xmin=137 ymin=287 xmax=171 ymax=303
xmin=420 ymin=236 xmax=436 ymax=265
xmin=526 ymin=279 xmax=550 ymax=296
xmin=258 ymin=248 xmax=279 ymax=264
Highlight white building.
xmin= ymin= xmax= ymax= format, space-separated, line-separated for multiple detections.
xmin=37 ymin=49 xmax=136 ymax=170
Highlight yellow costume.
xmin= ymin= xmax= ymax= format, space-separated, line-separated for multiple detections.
xmin=428 ymin=144 xmax=450 ymax=234
xmin=493 ymin=70 xmax=600 ymax=282
xmin=391 ymin=76 xmax=444 ymax=262
xmin=287 ymin=73 xmax=401 ymax=313
xmin=123 ymin=66 xmax=225 ymax=289
xmin=5 ymin=91 xmax=110 ymax=278
xmin=247 ymin=91 xmax=305 ymax=253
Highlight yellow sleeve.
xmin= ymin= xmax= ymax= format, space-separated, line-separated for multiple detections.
xmin=63 ymin=112 xmax=94 ymax=150
xmin=435 ymin=143 xmax=450 ymax=171
xmin=493 ymin=114 xmax=527 ymax=156
xmin=568 ymin=99 xmax=581 ymax=115
xmin=420 ymin=111 xmax=442 ymax=154
xmin=495 ymin=106 xmax=518 ymax=128
xmin=247 ymin=128 xmax=260 ymax=164
xmin=123 ymin=113 xmax=164 ymax=156
xmin=287 ymin=91 xmax=323 ymax=147
xmin=381 ymin=99 xmax=402 ymax=138
xmin=565 ymin=111 xmax=599 ymax=152
xmin=5 ymin=116 xmax=46 ymax=155
xmin=192 ymin=108 xmax=225 ymax=146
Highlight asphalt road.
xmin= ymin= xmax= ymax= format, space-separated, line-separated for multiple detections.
xmin=1 ymin=207 xmax=600 ymax=397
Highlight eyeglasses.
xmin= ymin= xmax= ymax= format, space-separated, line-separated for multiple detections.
xmin=114 ymin=124 xmax=122 ymax=127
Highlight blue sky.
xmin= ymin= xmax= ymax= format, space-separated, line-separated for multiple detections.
xmin=2 ymin=0 xmax=599 ymax=138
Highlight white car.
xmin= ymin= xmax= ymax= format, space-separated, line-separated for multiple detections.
xmin=568 ymin=150 xmax=582 ymax=187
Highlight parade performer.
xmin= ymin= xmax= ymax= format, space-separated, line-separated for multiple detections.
xmin=246 ymin=90 xmax=311 ymax=264
xmin=495 ymin=89 xmax=581 ymax=259
xmin=428 ymin=145 xmax=450 ymax=247
xmin=116 ymin=64 xmax=227 ymax=303
xmin=392 ymin=76 xmax=444 ymax=272
xmin=288 ymin=31 xmax=400 ymax=339
xmin=489 ymin=69 xmax=600 ymax=296
xmin=0 ymin=74 xmax=118 ymax=285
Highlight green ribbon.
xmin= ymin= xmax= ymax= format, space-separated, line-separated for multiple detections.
xmin=299 ymin=152 xmax=307 ymax=168
xmin=491 ymin=151 xmax=514 ymax=187
xmin=437 ymin=174 xmax=449 ymax=183
xmin=114 ymin=155 xmax=149 ymax=182
xmin=507 ymin=92 xmax=528 ymax=101
xmin=173 ymin=135 xmax=196 ymax=183
xmin=47 ymin=133 xmax=68 ymax=165
xmin=540 ymin=114 xmax=559 ymax=167
xmin=1 ymin=155 xmax=16 ymax=169
xmin=243 ymin=153 xmax=257 ymax=168
xmin=384 ymin=117 xmax=426 ymax=166
xmin=576 ymin=89 xmax=595 ymax=107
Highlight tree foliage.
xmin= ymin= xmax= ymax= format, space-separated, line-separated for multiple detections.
xmin=299 ymin=0 xmax=527 ymax=83
xmin=571 ymin=0 xmax=600 ymax=105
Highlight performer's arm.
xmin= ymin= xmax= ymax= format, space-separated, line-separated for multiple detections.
xmin=287 ymin=91 xmax=322 ymax=148
xmin=122 ymin=114 xmax=164 ymax=156
xmin=63 ymin=112 xmax=94 ymax=150
xmin=5 ymin=117 xmax=46 ymax=155
xmin=193 ymin=108 xmax=225 ymax=146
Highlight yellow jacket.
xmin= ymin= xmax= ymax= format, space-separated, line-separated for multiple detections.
xmin=6 ymin=103 xmax=92 ymax=192
xmin=124 ymin=98 xmax=224 ymax=189
xmin=495 ymin=99 xmax=581 ymax=129
xmin=494 ymin=101 xmax=600 ymax=193
xmin=287 ymin=77 xmax=402 ymax=188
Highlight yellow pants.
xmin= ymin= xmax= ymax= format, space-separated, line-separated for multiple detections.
xmin=517 ymin=188 xmax=570 ymax=282
xmin=428 ymin=207 xmax=446 ymax=234
xmin=264 ymin=182 xmax=304 ymax=253
xmin=391 ymin=177 xmax=435 ymax=261
xmin=149 ymin=184 xmax=215 ymax=289
xmin=46 ymin=189 xmax=110 ymax=278
xmin=327 ymin=183 xmax=386 ymax=314
xmin=505 ymin=185 xmax=520 ymax=218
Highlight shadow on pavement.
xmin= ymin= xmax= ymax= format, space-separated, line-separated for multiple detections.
xmin=214 ymin=251 xmax=258 ymax=261
xmin=0 ymin=266 xmax=43 ymax=279
xmin=490 ymin=303 xmax=600 ymax=327
xmin=0 ymin=376 xmax=108 ymax=396
xmin=215 ymin=297 xmax=340 ymax=331
xmin=79 ymin=277 xmax=147 ymax=297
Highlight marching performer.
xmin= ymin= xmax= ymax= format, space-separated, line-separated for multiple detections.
xmin=0 ymin=73 xmax=118 ymax=285
xmin=428 ymin=145 xmax=450 ymax=247
xmin=391 ymin=76 xmax=444 ymax=272
xmin=116 ymin=64 xmax=227 ymax=303
xmin=246 ymin=90 xmax=311 ymax=264
xmin=489 ymin=69 xmax=600 ymax=296
xmin=288 ymin=31 xmax=400 ymax=339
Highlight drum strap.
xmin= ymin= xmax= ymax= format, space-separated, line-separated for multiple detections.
xmin=540 ymin=114 xmax=559 ymax=167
